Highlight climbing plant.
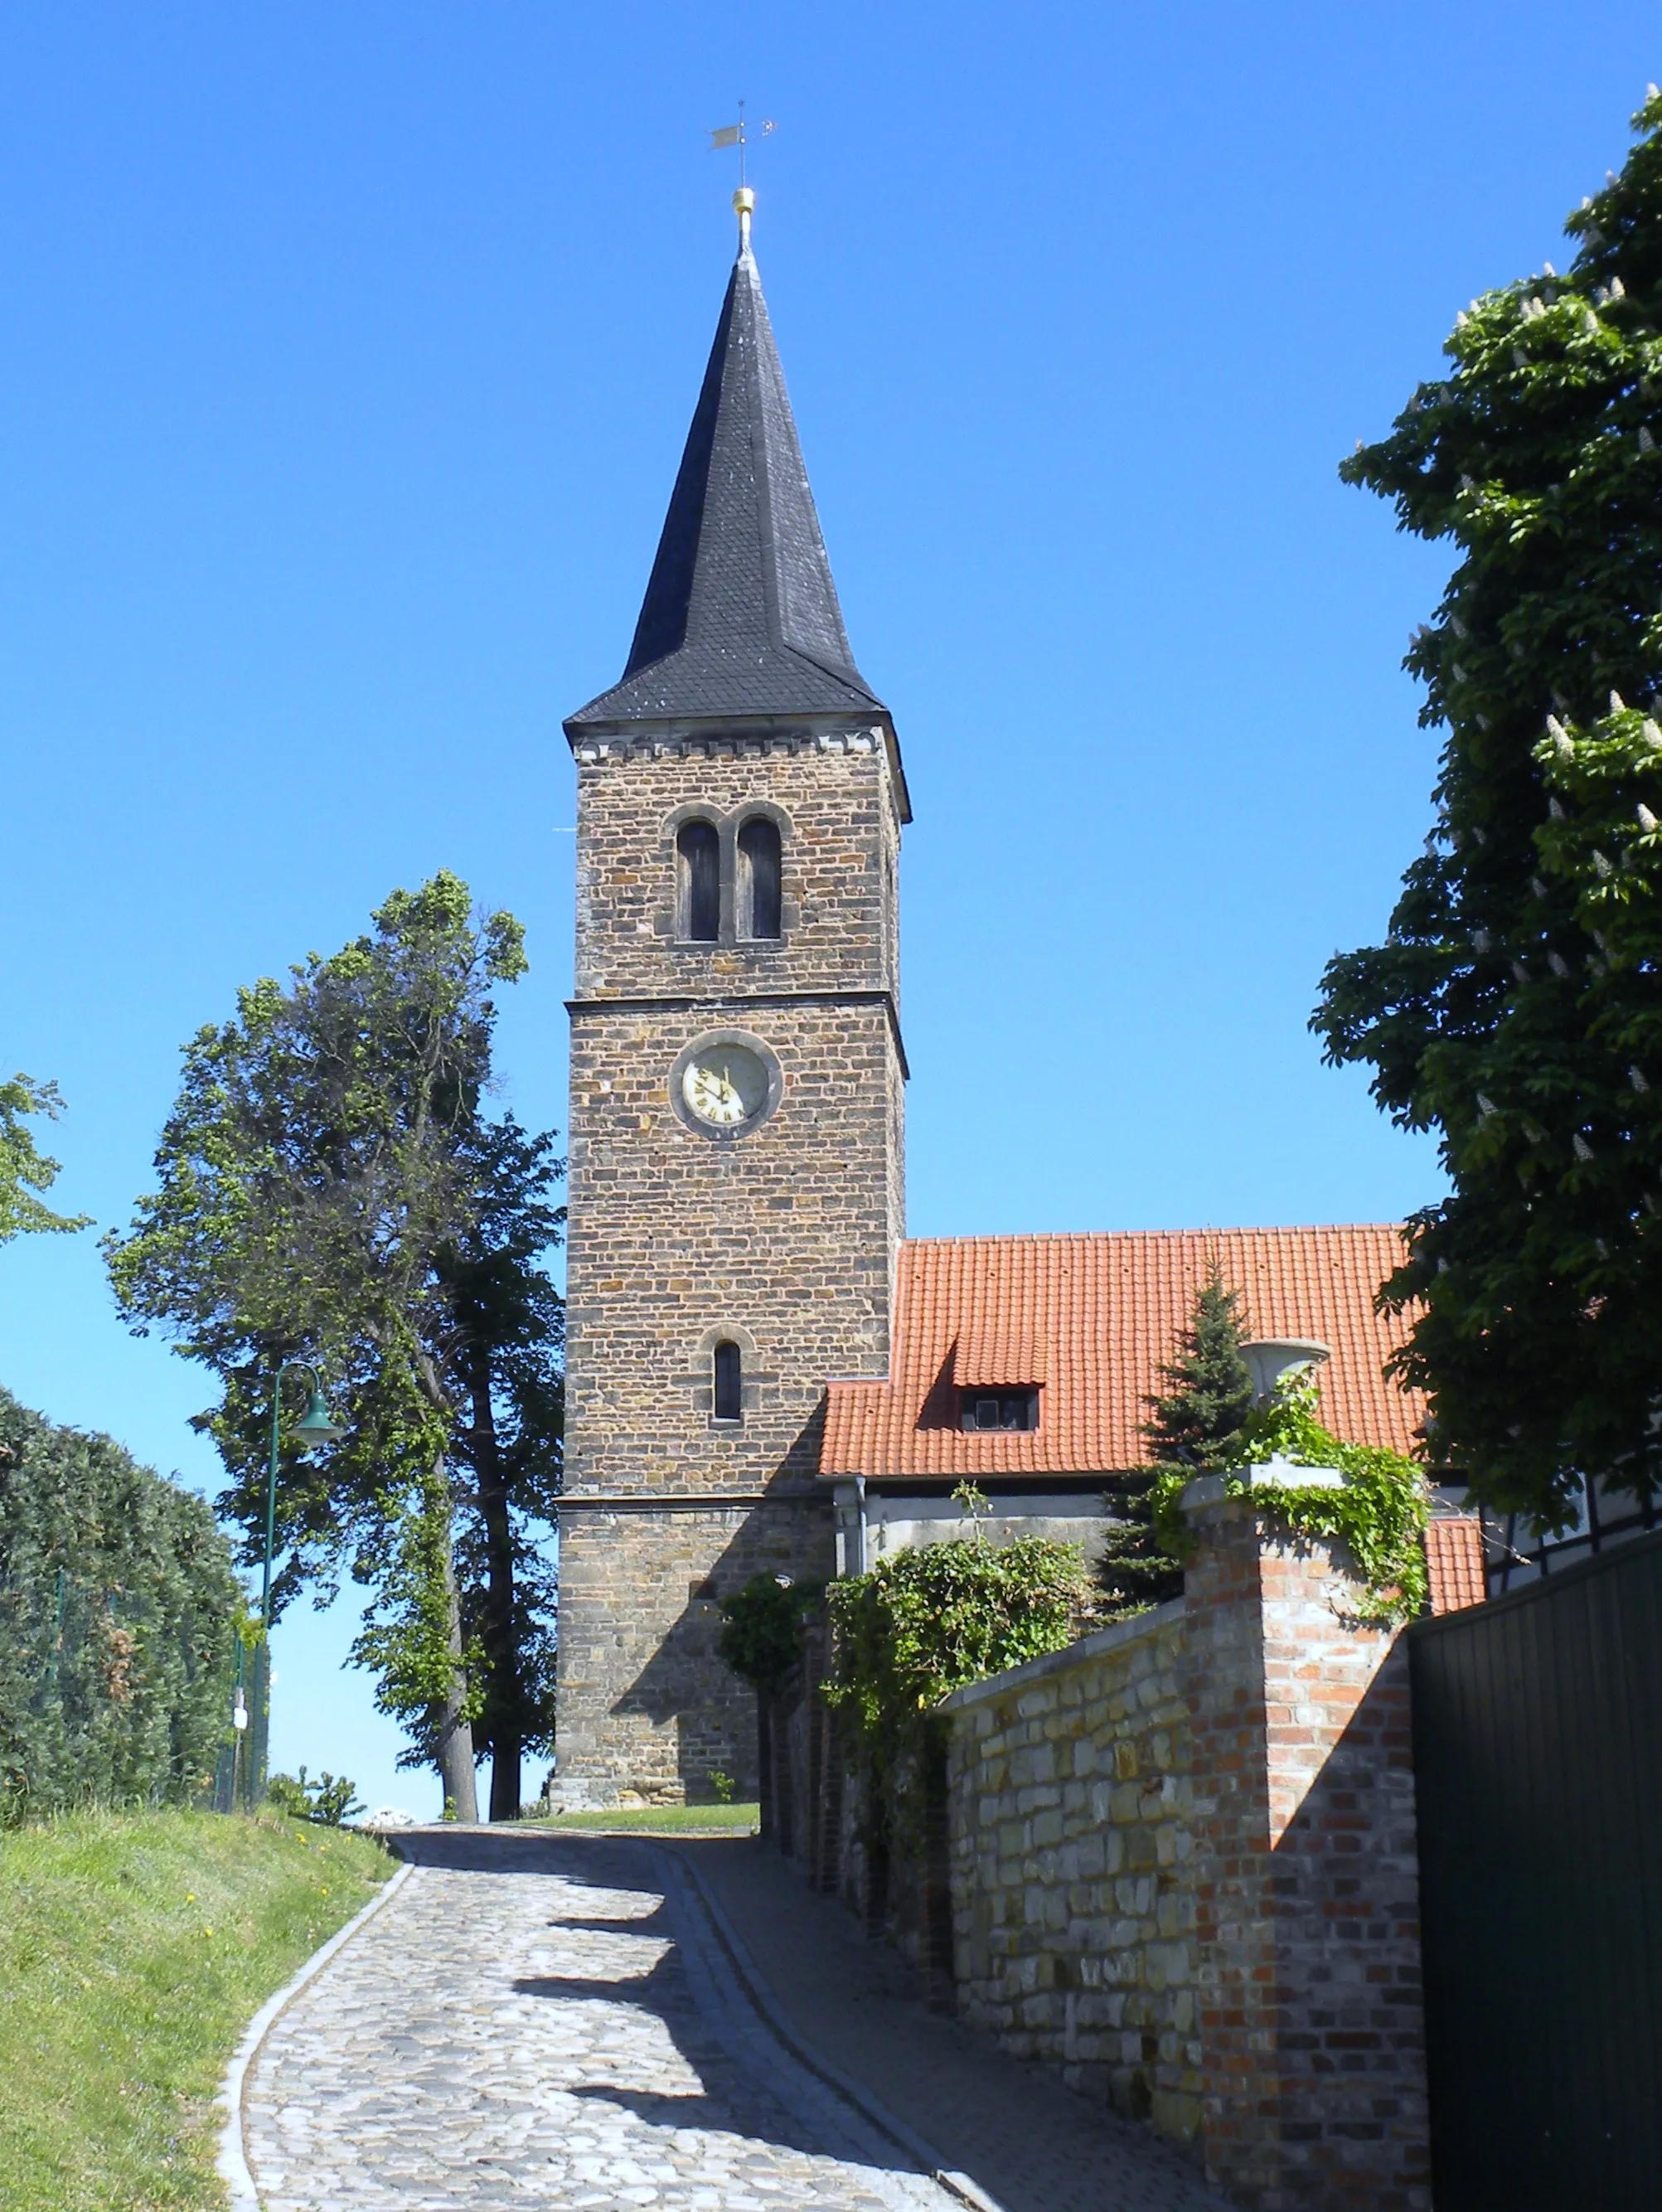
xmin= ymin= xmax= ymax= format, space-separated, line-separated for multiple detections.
xmin=1148 ymin=1376 xmax=1432 ymax=1624
xmin=824 ymin=1536 xmax=1086 ymax=1739
xmin=823 ymin=1535 xmax=1088 ymax=1865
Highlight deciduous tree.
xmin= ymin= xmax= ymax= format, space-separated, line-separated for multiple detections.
xmin=1316 ymin=88 xmax=1662 ymax=1522
xmin=0 ymin=1075 xmax=90 ymax=1244
xmin=105 ymin=874 xmax=564 ymax=1818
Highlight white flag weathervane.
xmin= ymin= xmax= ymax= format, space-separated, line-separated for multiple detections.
xmin=709 ymin=101 xmax=774 ymax=186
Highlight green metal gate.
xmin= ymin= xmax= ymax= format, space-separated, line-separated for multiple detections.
xmin=1409 ymin=1527 xmax=1662 ymax=2210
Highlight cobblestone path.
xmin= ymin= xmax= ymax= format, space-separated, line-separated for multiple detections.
xmin=242 ymin=1830 xmax=951 ymax=2211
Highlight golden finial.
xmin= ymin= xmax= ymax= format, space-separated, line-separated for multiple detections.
xmin=710 ymin=104 xmax=773 ymax=255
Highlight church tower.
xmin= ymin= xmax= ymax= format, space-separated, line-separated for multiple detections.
xmin=555 ymin=195 xmax=909 ymax=1807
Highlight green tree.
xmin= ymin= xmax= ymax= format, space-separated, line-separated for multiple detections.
xmin=1315 ymin=88 xmax=1662 ymax=1524
xmin=1098 ymin=1273 xmax=1257 ymax=1618
xmin=0 ymin=1075 xmax=90 ymax=1244
xmin=439 ymin=1113 xmax=564 ymax=1819
xmin=104 ymin=873 xmax=564 ymax=1820
xmin=1145 ymin=1268 xmax=1256 ymax=1468
xmin=1098 ymin=1268 xmax=1253 ymax=1618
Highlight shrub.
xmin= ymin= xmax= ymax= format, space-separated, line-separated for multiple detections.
xmin=0 ymin=1386 xmax=242 ymax=1823
xmin=823 ymin=1535 xmax=1088 ymax=1737
xmin=716 ymin=1572 xmax=826 ymax=1695
xmin=266 ymin=1766 xmax=365 ymax=1826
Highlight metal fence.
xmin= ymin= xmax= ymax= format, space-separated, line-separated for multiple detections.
xmin=1409 ymin=1526 xmax=1662 ymax=2210
xmin=0 ymin=1563 xmax=245 ymax=1822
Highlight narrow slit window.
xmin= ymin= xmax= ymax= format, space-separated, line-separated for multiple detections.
xmin=677 ymin=821 xmax=720 ymax=942
xmin=713 ymin=1341 xmax=743 ymax=1422
xmin=737 ymin=817 xmax=783 ymax=940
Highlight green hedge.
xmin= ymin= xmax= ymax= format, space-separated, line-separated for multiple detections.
xmin=0 ymin=1389 xmax=243 ymax=1823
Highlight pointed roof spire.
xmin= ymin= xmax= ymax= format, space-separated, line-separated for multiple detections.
xmin=566 ymin=198 xmax=888 ymax=733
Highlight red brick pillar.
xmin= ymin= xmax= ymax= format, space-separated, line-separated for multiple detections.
xmin=1183 ymin=1470 xmax=1432 ymax=2211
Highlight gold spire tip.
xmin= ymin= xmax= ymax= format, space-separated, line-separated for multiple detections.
xmin=734 ymin=184 xmax=755 ymax=253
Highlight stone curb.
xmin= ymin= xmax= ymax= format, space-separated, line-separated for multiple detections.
xmin=661 ymin=1841 xmax=1010 ymax=2212
xmin=216 ymin=1856 xmax=415 ymax=2211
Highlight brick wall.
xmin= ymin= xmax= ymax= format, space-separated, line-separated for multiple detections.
xmin=1184 ymin=1480 xmax=1429 ymax=2210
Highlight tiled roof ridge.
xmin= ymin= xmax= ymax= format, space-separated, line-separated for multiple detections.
xmin=898 ymin=1223 xmax=1407 ymax=1247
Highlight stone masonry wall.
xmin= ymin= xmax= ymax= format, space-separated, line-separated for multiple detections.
xmin=571 ymin=731 xmax=902 ymax=1007
xmin=555 ymin=1499 xmax=832 ymax=1806
xmin=933 ymin=1485 xmax=1432 ymax=2210
xmin=942 ymin=1603 xmax=1203 ymax=2147
xmin=557 ymin=730 xmax=905 ymax=1806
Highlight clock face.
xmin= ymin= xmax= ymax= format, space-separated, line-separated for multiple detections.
xmin=681 ymin=1042 xmax=770 ymax=1128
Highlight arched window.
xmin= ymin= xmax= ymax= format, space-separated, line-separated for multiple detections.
xmin=737 ymin=816 xmax=783 ymax=939
xmin=713 ymin=1340 xmax=743 ymax=1422
xmin=677 ymin=820 xmax=720 ymax=943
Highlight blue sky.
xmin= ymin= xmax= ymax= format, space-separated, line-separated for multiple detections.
xmin=3 ymin=2 xmax=1656 ymax=1812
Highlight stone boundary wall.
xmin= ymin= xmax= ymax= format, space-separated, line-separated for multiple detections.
xmin=933 ymin=1482 xmax=1432 ymax=2211
xmin=942 ymin=1599 xmax=1201 ymax=2145
xmin=770 ymin=1483 xmax=1437 ymax=2207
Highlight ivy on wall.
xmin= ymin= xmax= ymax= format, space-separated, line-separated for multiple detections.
xmin=821 ymin=1531 xmax=1089 ymax=1870
xmin=1150 ymin=1377 xmax=1432 ymax=1625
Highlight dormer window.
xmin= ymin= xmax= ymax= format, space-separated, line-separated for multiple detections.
xmin=960 ymin=1389 xmax=1039 ymax=1433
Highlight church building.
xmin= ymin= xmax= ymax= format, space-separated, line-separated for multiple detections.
xmin=554 ymin=193 xmax=1417 ymax=1809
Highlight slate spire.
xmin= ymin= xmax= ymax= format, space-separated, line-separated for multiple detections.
xmin=566 ymin=223 xmax=887 ymax=731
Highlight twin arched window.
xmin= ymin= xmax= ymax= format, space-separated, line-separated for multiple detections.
xmin=676 ymin=815 xmax=783 ymax=944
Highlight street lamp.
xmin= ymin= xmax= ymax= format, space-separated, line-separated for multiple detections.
xmin=245 ymin=1360 xmax=343 ymax=1807
xmin=260 ymin=1361 xmax=345 ymax=1622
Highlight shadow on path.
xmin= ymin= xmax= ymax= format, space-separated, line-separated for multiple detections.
xmin=387 ymin=1825 xmax=934 ymax=2193
xmin=668 ymin=1833 xmax=1239 ymax=2212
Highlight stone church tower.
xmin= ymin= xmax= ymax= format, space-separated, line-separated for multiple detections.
xmin=555 ymin=197 xmax=909 ymax=1807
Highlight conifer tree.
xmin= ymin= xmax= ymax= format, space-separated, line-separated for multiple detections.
xmin=1098 ymin=1268 xmax=1253 ymax=1617
xmin=1316 ymin=88 xmax=1662 ymax=1522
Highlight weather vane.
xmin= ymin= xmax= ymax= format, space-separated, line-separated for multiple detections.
xmin=709 ymin=101 xmax=775 ymax=192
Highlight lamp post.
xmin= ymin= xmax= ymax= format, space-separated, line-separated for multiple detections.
xmin=245 ymin=1359 xmax=343 ymax=1807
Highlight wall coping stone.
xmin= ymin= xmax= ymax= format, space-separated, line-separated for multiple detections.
xmin=1180 ymin=1456 xmax=1345 ymax=1517
xmin=938 ymin=1594 xmax=1188 ymax=1715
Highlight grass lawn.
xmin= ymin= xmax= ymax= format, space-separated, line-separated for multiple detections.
xmin=0 ymin=1807 xmax=393 ymax=2212
xmin=525 ymin=1802 xmax=761 ymax=1834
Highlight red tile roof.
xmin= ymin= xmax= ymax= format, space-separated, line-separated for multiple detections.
xmin=820 ymin=1226 xmax=1424 ymax=1481
xmin=1424 ymin=1518 xmax=1487 ymax=1615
